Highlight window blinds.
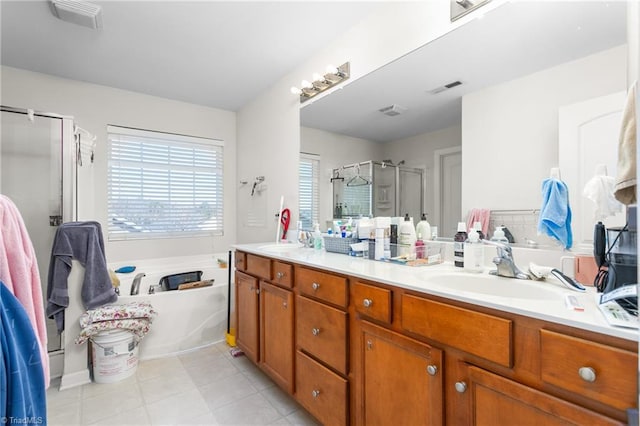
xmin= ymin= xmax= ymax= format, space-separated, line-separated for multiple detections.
xmin=299 ymin=153 xmax=320 ymax=230
xmin=107 ymin=125 xmax=224 ymax=240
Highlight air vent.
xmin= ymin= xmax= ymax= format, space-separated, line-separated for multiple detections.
xmin=378 ymin=104 xmax=407 ymax=117
xmin=49 ymin=0 xmax=103 ymax=29
xmin=428 ymin=80 xmax=463 ymax=95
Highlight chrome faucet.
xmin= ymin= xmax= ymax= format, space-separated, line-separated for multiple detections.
xmin=298 ymin=230 xmax=313 ymax=248
xmin=483 ymin=240 xmax=530 ymax=280
xmin=130 ymin=273 xmax=146 ymax=295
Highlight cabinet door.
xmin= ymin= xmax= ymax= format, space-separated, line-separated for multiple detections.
xmin=361 ymin=322 xmax=443 ymax=426
xmin=467 ymin=366 xmax=620 ymax=425
xmin=261 ymin=281 xmax=294 ymax=393
xmin=236 ymin=271 xmax=259 ymax=363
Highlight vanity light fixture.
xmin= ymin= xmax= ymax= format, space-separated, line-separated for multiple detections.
xmin=290 ymin=62 xmax=350 ymax=103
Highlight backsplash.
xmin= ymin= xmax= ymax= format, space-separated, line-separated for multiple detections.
xmin=488 ymin=209 xmax=562 ymax=249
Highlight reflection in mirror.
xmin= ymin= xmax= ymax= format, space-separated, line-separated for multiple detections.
xmin=300 ymin=1 xmax=626 ymax=247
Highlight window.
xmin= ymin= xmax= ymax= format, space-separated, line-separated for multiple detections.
xmin=107 ymin=125 xmax=224 ymax=240
xmin=299 ymin=153 xmax=320 ymax=230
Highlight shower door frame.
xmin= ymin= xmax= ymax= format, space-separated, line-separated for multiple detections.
xmin=1 ymin=105 xmax=77 ymax=354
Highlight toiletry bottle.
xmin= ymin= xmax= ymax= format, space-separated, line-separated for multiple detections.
xmin=416 ymin=213 xmax=432 ymax=241
xmin=383 ymin=228 xmax=391 ymax=259
xmin=454 ymin=222 xmax=467 ymax=268
xmin=368 ymin=231 xmax=376 ymax=260
xmin=473 ymin=221 xmax=485 ymax=240
xmin=374 ymin=228 xmax=385 ymax=260
xmin=390 ymin=224 xmax=398 ymax=257
xmin=490 ymin=226 xmax=509 ymax=244
xmin=398 ymin=213 xmax=417 ymax=257
xmin=312 ymin=223 xmax=323 ymax=250
xmin=464 ymin=229 xmax=484 ymax=273
xmin=415 ymin=233 xmax=425 ymax=259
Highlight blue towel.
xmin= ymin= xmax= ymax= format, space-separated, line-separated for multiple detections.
xmin=1 ymin=281 xmax=47 ymax=424
xmin=537 ymin=178 xmax=573 ymax=249
xmin=46 ymin=221 xmax=117 ymax=333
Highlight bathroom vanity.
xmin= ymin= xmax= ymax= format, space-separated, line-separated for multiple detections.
xmin=233 ymin=244 xmax=637 ymax=425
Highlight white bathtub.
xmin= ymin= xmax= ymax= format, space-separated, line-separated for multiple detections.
xmin=110 ymin=253 xmax=231 ymax=360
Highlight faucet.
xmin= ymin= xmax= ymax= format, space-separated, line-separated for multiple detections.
xmin=130 ymin=273 xmax=146 ymax=295
xmin=482 ymin=240 xmax=530 ymax=280
xmin=298 ymin=230 xmax=313 ymax=248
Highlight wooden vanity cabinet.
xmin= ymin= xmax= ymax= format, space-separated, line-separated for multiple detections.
xmin=360 ymin=321 xmax=444 ymax=426
xmin=235 ymin=251 xmax=295 ymax=392
xmin=260 ymin=281 xmax=294 ymax=393
xmin=235 ymin=270 xmax=260 ymax=363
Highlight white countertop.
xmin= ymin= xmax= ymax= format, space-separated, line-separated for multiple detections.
xmin=234 ymin=242 xmax=638 ymax=342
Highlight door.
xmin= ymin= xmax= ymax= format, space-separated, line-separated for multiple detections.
xmin=260 ymin=281 xmax=294 ymax=393
xmin=467 ymin=366 xmax=619 ymax=425
xmin=0 ymin=108 xmax=74 ymax=352
xmin=361 ymin=322 xmax=443 ymax=426
xmin=559 ymin=91 xmax=626 ymax=249
xmin=399 ymin=166 xmax=425 ymax=224
xmin=434 ymin=147 xmax=462 ymax=239
xmin=235 ymin=271 xmax=260 ymax=363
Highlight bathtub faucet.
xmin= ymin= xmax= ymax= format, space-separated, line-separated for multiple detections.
xmin=131 ymin=273 xmax=146 ymax=296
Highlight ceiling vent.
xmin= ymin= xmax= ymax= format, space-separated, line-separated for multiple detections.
xmin=428 ymin=80 xmax=463 ymax=95
xmin=49 ymin=0 xmax=103 ymax=29
xmin=378 ymin=104 xmax=407 ymax=117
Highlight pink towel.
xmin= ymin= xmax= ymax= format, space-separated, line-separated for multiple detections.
xmin=466 ymin=208 xmax=491 ymax=236
xmin=0 ymin=194 xmax=50 ymax=388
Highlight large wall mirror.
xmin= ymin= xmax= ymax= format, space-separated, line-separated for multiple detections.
xmin=300 ymin=1 xmax=627 ymax=248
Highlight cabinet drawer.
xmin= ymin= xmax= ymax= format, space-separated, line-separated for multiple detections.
xmin=296 ymin=295 xmax=348 ymax=375
xmin=402 ymin=294 xmax=512 ymax=367
xmin=296 ymin=267 xmax=348 ymax=308
xmin=540 ymin=329 xmax=637 ymax=412
xmin=353 ymin=281 xmax=392 ymax=324
xmin=246 ymin=254 xmax=270 ymax=280
xmin=271 ymin=261 xmax=293 ymax=288
xmin=296 ymin=350 xmax=348 ymax=426
xmin=235 ymin=251 xmax=246 ymax=272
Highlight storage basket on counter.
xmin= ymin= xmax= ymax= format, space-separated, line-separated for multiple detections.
xmin=323 ymin=236 xmax=360 ymax=254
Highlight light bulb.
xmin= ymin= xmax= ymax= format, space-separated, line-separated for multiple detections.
xmin=290 ymin=86 xmax=302 ymax=95
xmin=301 ymin=80 xmax=313 ymax=89
xmin=312 ymin=73 xmax=323 ymax=82
xmin=325 ymin=64 xmax=338 ymax=75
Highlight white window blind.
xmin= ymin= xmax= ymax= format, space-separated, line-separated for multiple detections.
xmin=107 ymin=125 xmax=224 ymax=240
xmin=299 ymin=153 xmax=320 ymax=230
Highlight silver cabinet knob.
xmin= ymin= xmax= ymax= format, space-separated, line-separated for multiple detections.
xmin=312 ymin=328 xmax=321 ymax=336
xmin=455 ymin=381 xmax=467 ymax=393
xmin=311 ymin=389 xmax=320 ymax=398
xmin=578 ymin=367 xmax=596 ymax=383
xmin=312 ymin=282 xmax=320 ymax=291
xmin=282 ymin=301 xmax=287 ymax=308
xmin=426 ymin=365 xmax=438 ymax=376
xmin=276 ymin=272 xmax=284 ymax=279
xmin=363 ymin=298 xmax=373 ymax=308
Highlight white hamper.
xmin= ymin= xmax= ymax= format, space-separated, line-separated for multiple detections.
xmin=91 ymin=329 xmax=139 ymax=383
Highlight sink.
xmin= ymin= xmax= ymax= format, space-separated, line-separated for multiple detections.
xmin=258 ymin=243 xmax=304 ymax=252
xmin=422 ymin=272 xmax=563 ymax=301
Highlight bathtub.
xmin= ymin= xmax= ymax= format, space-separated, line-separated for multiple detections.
xmin=110 ymin=253 xmax=231 ymax=360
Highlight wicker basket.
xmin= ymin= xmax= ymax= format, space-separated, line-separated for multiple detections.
xmin=323 ymin=236 xmax=359 ymax=255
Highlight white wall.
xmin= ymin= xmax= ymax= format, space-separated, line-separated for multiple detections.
xmin=382 ymin=124 xmax=461 ymax=222
xmin=1 ymin=66 xmax=237 ymax=262
xmin=301 ymin=126 xmax=382 ymax=225
xmin=461 ymin=45 xmax=627 ymax=214
xmin=236 ymin=1 xmax=505 ymax=243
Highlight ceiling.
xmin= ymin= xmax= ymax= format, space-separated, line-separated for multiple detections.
xmin=301 ymin=1 xmax=627 ymax=143
xmin=0 ymin=1 xmax=380 ymax=111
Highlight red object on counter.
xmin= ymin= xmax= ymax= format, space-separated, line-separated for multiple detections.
xmin=280 ymin=208 xmax=290 ymax=239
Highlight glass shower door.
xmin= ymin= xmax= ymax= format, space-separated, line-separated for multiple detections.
xmin=1 ymin=109 xmax=65 ymax=351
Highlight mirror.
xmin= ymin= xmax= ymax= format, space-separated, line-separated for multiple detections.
xmin=300 ymin=1 xmax=627 ymax=245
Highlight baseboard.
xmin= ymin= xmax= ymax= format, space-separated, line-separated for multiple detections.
xmin=59 ymin=368 xmax=91 ymax=391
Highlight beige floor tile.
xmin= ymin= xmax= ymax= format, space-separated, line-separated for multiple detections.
xmin=46 ymin=378 xmax=83 ymax=409
xmin=211 ymin=393 xmax=281 ymax=425
xmin=145 ymin=388 xmax=210 ymax=425
xmin=87 ymin=405 xmax=150 ymax=426
xmin=81 ymin=385 xmax=144 ymax=424
xmin=185 ymin=357 xmax=241 ymax=387
xmin=139 ymin=369 xmax=197 ymax=404
xmin=260 ymin=386 xmax=301 ymax=417
xmin=198 ymin=372 xmax=258 ymax=411
xmin=47 ymin=400 xmax=82 ymax=426
xmin=240 ymin=363 xmax=276 ymax=391
xmin=285 ymin=409 xmax=321 ymax=426
xmin=136 ymin=356 xmax=188 ymax=382
xmin=81 ymin=374 xmax=139 ymax=399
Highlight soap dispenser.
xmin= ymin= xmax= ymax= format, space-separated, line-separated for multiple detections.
xmin=416 ymin=213 xmax=432 ymax=241
xmin=464 ymin=229 xmax=484 ymax=273
xmin=312 ymin=222 xmax=323 ymax=250
xmin=491 ymin=226 xmax=509 ymax=244
xmin=454 ymin=222 xmax=467 ymax=268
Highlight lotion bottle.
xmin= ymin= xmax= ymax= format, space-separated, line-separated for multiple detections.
xmin=463 ymin=229 xmax=484 ymax=273
xmin=416 ymin=213 xmax=432 ymax=241
xmin=398 ymin=213 xmax=417 ymax=257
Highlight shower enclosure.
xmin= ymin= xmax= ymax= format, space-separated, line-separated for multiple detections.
xmin=1 ymin=106 xmax=76 ymax=352
xmin=332 ymin=161 xmax=425 ymax=222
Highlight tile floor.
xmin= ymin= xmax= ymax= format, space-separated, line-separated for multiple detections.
xmin=46 ymin=342 xmax=320 ymax=425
